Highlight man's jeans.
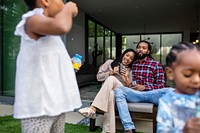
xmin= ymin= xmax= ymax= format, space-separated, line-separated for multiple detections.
xmin=114 ymin=87 xmax=171 ymax=130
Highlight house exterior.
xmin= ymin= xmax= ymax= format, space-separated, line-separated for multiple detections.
xmin=0 ymin=0 xmax=199 ymax=103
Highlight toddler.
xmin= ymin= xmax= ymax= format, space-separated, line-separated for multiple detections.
xmin=157 ymin=42 xmax=200 ymax=133
xmin=14 ymin=0 xmax=81 ymax=132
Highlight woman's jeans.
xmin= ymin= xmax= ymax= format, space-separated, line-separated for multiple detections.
xmin=114 ymin=87 xmax=171 ymax=130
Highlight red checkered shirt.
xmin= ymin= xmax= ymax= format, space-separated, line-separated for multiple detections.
xmin=132 ymin=57 xmax=166 ymax=91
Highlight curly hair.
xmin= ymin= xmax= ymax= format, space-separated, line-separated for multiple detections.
xmin=111 ymin=48 xmax=137 ymax=69
xmin=24 ymin=0 xmax=37 ymax=10
xmin=166 ymin=42 xmax=200 ymax=67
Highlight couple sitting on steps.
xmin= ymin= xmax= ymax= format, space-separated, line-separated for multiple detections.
xmin=79 ymin=40 xmax=168 ymax=133
xmin=80 ymin=41 xmax=200 ymax=133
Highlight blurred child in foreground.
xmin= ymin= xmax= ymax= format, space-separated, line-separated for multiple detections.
xmin=14 ymin=0 xmax=81 ymax=132
xmin=157 ymin=42 xmax=200 ymax=133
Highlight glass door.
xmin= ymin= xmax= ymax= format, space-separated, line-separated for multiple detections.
xmin=3 ymin=0 xmax=26 ymax=96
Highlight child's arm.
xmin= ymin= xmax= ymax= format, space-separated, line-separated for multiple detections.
xmin=25 ymin=2 xmax=78 ymax=37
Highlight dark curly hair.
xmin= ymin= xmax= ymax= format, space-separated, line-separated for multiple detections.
xmin=166 ymin=42 xmax=200 ymax=67
xmin=136 ymin=40 xmax=153 ymax=59
xmin=111 ymin=48 xmax=137 ymax=69
xmin=24 ymin=0 xmax=37 ymax=11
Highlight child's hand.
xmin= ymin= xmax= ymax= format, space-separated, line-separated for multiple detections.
xmin=77 ymin=62 xmax=82 ymax=70
xmin=65 ymin=2 xmax=78 ymax=17
xmin=183 ymin=118 xmax=200 ymax=133
xmin=71 ymin=59 xmax=82 ymax=72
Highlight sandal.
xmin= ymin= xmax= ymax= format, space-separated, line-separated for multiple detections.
xmin=78 ymin=107 xmax=96 ymax=119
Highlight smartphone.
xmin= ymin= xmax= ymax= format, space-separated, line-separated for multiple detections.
xmin=119 ymin=64 xmax=126 ymax=74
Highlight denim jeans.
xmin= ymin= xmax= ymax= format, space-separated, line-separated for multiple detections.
xmin=114 ymin=87 xmax=171 ymax=130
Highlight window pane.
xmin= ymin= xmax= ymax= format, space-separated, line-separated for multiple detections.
xmin=141 ymin=35 xmax=161 ymax=62
xmin=0 ymin=1 xmax=2 ymax=95
xmin=105 ymin=29 xmax=111 ymax=60
xmin=123 ymin=35 xmax=140 ymax=51
xmin=111 ymin=32 xmax=116 ymax=59
xmin=3 ymin=0 xmax=26 ymax=96
xmin=161 ymin=34 xmax=182 ymax=65
xmin=88 ymin=20 xmax=117 ymax=67
xmin=161 ymin=33 xmax=182 ymax=87
xmin=96 ymin=24 xmax=104 ymax=66
xmin=88 ymin=20 xmax=95 ymax=65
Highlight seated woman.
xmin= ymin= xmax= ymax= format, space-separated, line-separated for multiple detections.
xmin=78 ymin=48 xmax=137 ymax=133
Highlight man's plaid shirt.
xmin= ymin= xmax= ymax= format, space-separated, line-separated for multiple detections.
xmin=132 ymin=57 xmax=166 ymax=91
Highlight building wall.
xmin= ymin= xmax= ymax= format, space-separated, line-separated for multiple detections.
xmin=65 ymin=9 xmax=200 ymax=62
xmin=66 ymin=10 xmax=86 ymax=62
xmin=0 ymin=2 xmax=199 ymax=99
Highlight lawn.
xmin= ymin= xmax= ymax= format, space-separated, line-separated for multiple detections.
xmin=0 ymin=115 xmax=124 ymax=133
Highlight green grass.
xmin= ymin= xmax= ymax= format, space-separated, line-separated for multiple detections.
xmin=0 ymin=115 xmax=124 ymax=133
xmin=0 ymin=115 xmax=21 ymax=133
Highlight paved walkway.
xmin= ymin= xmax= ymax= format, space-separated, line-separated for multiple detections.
xmin=0 ymin=84 xmax=152 ymax=133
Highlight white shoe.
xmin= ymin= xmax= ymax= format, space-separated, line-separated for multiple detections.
xmin=78 ymin=107 xmax=96 ymax=119
xmin=101 ymin=131 xmax=114 ymax=133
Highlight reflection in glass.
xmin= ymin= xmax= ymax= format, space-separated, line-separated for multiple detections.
xmin=123 ymin=33 xmax=182 ymax=65
xmin=96 ymin=24 xmax=103 ymax=67
xmin=88 ymin=20 xmax=116 ymax=68
xmin=123 ymin=35 xmax=140 ymax=51
xmin=141 ymin=34 xmax=160 ymax=62
xmin=105 ymin=28 xmax=111 ymax=61
xmin=123 ymin=33 xmax=182 ymax=87
xmin=88 ymin=20 xmax=95 ymax=65
xmin=161 ymin=34 xmax=182 ymax=65
xmin=111 ymin=32 xmax=116 ymax=59
xmin=3 ymin=0 xmax=26 ymax=96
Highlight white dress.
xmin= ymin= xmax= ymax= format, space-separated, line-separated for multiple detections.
xmin=14 ymin=8 xmax=82 ymax=119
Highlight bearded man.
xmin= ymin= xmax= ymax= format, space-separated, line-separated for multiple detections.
xmin=114 ymin=40 xmax=168 ymax=133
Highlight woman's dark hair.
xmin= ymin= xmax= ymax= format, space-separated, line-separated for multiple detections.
xmin=166 ymin=42 xmax=200 ymax=67
xmin=136 ymin=40 xmax=154 ymax=59
xmin=111 ymin=48 xmax=137 ymax=69
xmin=24 ymin=0 xmax=37 ymax=11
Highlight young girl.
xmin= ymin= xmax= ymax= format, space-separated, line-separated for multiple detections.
xmin=79 ymin=48 xmax=137 ymax=133
xmin=14 ymin=0 xmax=81 ymax=132
xmin=157 ymin=42 xmax=200 ymax=133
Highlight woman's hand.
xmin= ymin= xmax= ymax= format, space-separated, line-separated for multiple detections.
xmin=109 ymin=66 xmax=119 ymax=76
xmin=120 ymin=68 xmax=128 ymax=78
